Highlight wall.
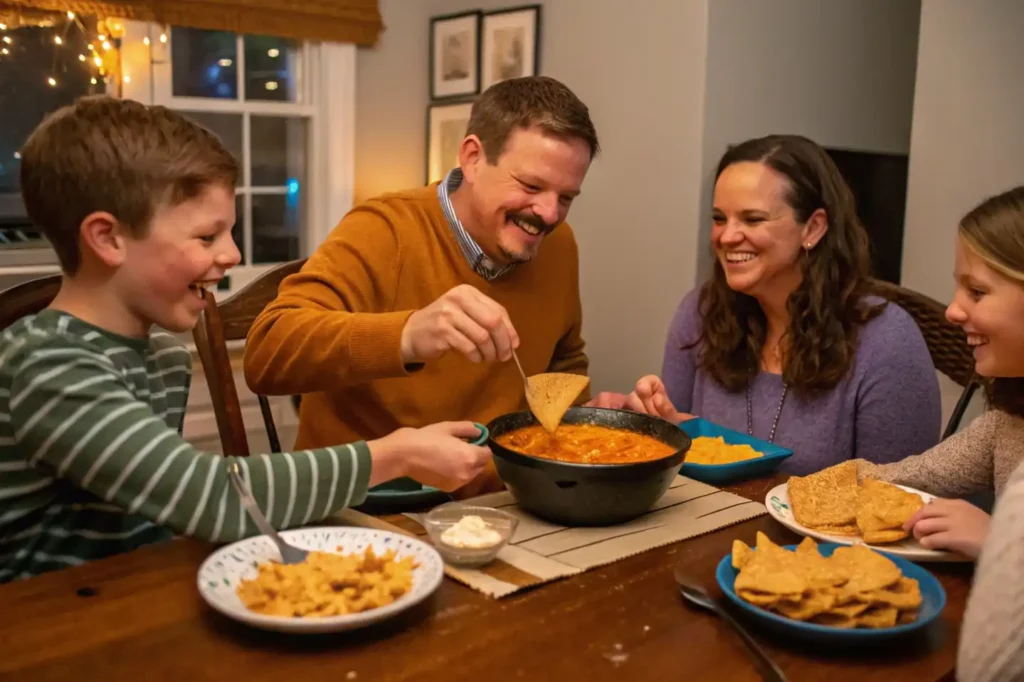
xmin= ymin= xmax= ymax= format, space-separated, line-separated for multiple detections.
xmin=356 ymin=0 xmax=710 ymax=393
xmin=696 ymin=0 xmax=921 ymax=280
xmin=901 ymin=0 xmax=1024 ymax=303
xmin=900 ymin=0 xmax=1024 ymax=423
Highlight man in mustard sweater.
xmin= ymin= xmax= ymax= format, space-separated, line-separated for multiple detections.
xmin=244 ymin=76 xmax=599 ymax=496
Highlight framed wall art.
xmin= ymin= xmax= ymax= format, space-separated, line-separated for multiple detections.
xmin=430 ymin=10 xmax=481 ymax=100
xmin=426 ymin=101 xmax=474 ymax=185
xmin=480 ymin=5 xmax=541 ymax=90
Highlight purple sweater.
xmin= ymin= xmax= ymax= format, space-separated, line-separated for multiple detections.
xmin=663 ymin=291 xmax=942 ymax=475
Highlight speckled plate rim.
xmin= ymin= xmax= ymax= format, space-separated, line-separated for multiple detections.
xmin=196 ymin=527 xmax=445 ymax=633
xmin=764 ymin=482 xmax=971 ymax=563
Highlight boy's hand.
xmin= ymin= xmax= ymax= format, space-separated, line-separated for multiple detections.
xmin=368 ymin=421 xmax=492 ymax=491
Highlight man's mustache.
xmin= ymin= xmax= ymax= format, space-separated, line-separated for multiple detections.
xmin=507 ymin=212 xmax=556 ymax=234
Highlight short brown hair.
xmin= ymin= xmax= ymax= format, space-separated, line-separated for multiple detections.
xmin=20 ymin=95 xmax=238 ymax=274
xmin=959 ymin=185 xmax=1024 ymax=418
xmin=466 ymin=76 xmax=600 ymax=163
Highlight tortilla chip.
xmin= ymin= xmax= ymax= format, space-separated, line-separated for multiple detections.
xmin=861 ymin=528 xmax=910 ymax=544
xmin=855 ymin=606 xmax=899 ymax=629
xmin=732 ymin=539 xmax=755 ymax=570
xmin=788 ymin=462 xmax=860 ymax=528
xmin=525 ymin=372 xmax=590 ymax=433
xmin=830 ymin=545 xmax=902 ymax=593
xmin=856 ymin=480 xmax=924 ymax=543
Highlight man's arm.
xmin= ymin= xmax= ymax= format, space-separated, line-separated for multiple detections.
xmin=244 ymin=205 xmax=416 ymax=396
xmin=11 ymin=339 xmax=373 ymax=543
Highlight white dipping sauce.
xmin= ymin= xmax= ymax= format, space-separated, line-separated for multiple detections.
xmin=440 ymin=515 xmax=502 ymax=549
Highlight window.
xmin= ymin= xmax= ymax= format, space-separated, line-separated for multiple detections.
xmin=122 ymin=22 xmax=356 ymax=295
xmin=0 ymin=17 xmax=106 ymax=258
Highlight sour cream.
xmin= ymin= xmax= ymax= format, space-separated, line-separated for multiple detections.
xmin=440 ymin=515 xmax=502 ymax=549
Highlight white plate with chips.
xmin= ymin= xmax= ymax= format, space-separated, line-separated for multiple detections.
xmin=764 ymin=483 xmax=970 ymax=562
xmin=197 ymin=527 xmax=445 ymax=633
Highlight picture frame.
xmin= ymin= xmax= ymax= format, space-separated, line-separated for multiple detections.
xmin=480 ymin=5 xmax=541 ymax=91
xmin=430 ymin=10 xmax=481 ymax=100
xmin=426 ymin=101 xmax=474 ymax=185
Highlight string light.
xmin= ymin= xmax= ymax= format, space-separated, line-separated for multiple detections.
xmin=53 ymin=36 xmax=62 ymax=45
xmin=159 ymin=33 xmax=167 ymax=43
xmin=143 ymin=36 xmax=150 ymax=45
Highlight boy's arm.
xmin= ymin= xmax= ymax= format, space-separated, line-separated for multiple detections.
xmin=10 ymin=339 xmax=374 ymax=543
xmin=244 ymin=207 xmax=418 ymax=396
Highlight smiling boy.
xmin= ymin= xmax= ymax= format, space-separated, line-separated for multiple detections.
xmin=0 ymin=96 xmax=490 ymax=582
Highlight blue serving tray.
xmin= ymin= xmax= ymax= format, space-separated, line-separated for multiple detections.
xmin=678 ymin=418 xmax=793 ymax=484
xmin=715 ymin=543 xmax=946 ymax=644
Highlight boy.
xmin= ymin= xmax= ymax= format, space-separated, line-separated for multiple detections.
xmin=0 ymin=96 xmax=491 ymax=582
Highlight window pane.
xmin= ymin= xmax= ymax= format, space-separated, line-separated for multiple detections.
xmin=250 ymin=116 xmax=306 ymax=187
xmin=244 ymin=35 xmax=301 ymax=102
xmin=0 ymin=20 xmax=106 ymax=196
xmin=233 ymin=193 xmax=246 ymax=265
xmin=171 ymin=27 xmax=237 ymax=99
xmin=252 ymin=193 xmax=300 ymax=264
xmin=178 ymin=112 xmax=243 ymax=179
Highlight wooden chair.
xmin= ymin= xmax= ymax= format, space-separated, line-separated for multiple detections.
xmin=0 ymin=274 xmax=61 ymax=330
xmin=192 ymin=259 xmax=306 ymax=457
xmin=867 ymin=278 xmax=980 ymax=438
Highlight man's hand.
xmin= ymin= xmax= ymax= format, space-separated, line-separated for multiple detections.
xmin=586 ymin=375 xmax=694 ymax=424
xmin=400 ymin=285 xmax=520 ymax=364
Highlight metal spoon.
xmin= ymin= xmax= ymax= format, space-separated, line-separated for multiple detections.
xmin=673 ymin=567 xmax=787 ymax=682
xmin=227 ymin=460 xmax=309 ymax=565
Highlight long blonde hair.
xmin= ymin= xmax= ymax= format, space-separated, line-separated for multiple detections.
xmin=959 ymin=185 xmax=1024 ymax=416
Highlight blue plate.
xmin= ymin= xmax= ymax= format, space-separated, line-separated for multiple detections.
xmin=678 ymin=418 xmax=793 ymax=483
xmin=360 ymin=422 xmax=489 ymax=510
xmin=715 ymin=543 xmax=946 ymax=644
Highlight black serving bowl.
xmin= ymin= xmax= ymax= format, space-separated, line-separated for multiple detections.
xmin=486 ymin=406 xmax=691 ymax=526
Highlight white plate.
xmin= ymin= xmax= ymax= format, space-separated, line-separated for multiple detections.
xmin=197 ymin=527 xmax=445 ymax=633
xmin=764 ymin=482 xmax=970 ymax=563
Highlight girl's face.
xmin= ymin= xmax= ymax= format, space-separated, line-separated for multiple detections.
xmin=946 ymin=235 xmax=1024 ymax=378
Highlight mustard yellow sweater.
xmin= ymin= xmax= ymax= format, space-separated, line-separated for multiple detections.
xmin=244 ymin=185 xmax=588 ymax=492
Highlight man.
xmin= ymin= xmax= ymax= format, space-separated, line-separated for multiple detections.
xmin=244 ymin=76 xmax=599 ymax=496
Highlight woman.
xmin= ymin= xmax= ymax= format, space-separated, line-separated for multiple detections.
xmin=591 ymin=135 xmax=941 ymax=474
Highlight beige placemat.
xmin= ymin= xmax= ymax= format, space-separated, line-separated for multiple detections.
xmin=335 ymin=476 xmax=766 ymax=598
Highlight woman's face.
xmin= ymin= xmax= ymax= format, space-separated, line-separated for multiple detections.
xmin=711 ymin=162 xmax=826 ymax=302
xmin=946 ymin=236 xmax=1024 ymax=378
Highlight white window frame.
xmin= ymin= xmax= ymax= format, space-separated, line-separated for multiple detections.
xmin=119 ymin=21 xmax=355 ymax=299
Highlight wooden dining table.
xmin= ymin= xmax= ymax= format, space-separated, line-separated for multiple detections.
xmin=0 ymin=475 xmax=972 ymax=682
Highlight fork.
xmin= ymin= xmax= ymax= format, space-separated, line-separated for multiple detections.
xmin=674 ymin=566 xmax=787 ymax=682
xmin=227 ymin=460 xmax=308 ymax=565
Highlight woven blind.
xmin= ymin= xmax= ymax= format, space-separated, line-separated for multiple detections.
xmin=0 ymin=0 xmax=383 ymax=44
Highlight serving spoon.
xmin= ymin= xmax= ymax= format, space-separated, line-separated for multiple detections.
xmin=227 ymin=460 xmax=309 ymax=565
xmin=673 ymin=566 xmax=787 ymax=682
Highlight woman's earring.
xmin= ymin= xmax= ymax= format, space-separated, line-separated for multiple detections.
xmin=804 ymin=242 xmax=813 ymax=250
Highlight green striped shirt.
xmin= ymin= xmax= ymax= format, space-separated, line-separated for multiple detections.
xmin=0 ymin=310 xmax=372 ymax=582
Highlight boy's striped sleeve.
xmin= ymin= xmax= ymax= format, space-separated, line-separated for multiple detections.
xmin=9 ymin=338 xmax=373 ymax=542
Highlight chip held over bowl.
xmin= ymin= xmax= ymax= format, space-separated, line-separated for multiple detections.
xmin=525 ymin=372 xmax=590 ymax=433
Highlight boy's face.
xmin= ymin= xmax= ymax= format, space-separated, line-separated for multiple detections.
xmin=120 ymin=183 xmax=240 ymax=333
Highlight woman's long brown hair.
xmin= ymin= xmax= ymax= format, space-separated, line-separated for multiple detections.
xmin=958 ymin=185 xmax=1024 ymax=418
xmin=688 ymin=135 xmax=884 ymax=394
